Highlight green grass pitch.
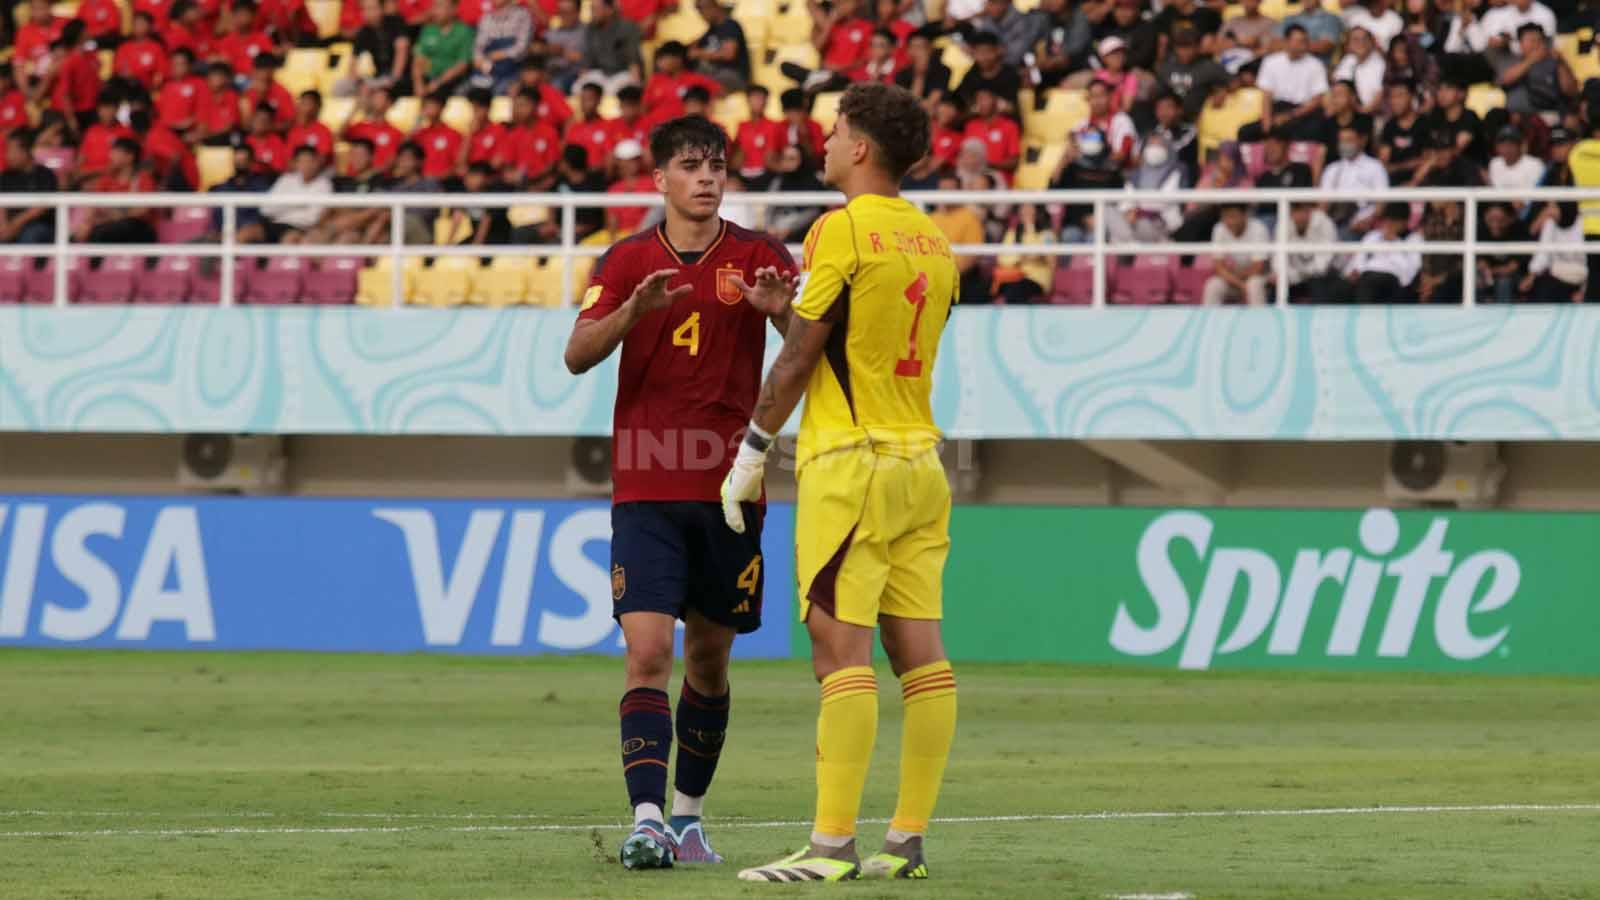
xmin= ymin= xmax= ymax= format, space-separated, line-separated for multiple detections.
xmin=3 ymin=650 xmax=1598 ymax=899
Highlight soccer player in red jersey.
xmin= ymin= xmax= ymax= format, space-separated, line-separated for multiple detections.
xmin=564 ymin=116 xmax=797 ymax=871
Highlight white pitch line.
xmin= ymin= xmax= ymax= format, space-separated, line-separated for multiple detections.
xmin=1107 ymin=893 xmax=1194 ymax=900
xmin=0 ymin=803 xmax=1596 ymax=839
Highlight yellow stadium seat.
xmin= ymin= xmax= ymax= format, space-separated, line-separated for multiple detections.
xmin=327 ymin=42 xmax=355 ymax=76
xmin=441 ymin=97 xmax=474 ymax=134
xmin=1023 ymin=89 xmax=1089 ymax=143
xmin=940 ymin=40 xmax=973 ymax=84
xmin=280 ymin=70 xmax=319 ymax=97
xmin=97 ymin=50 xmax=112 ymax=81
xmin=733 ymin=0 xmax=772 ymax=20
xmin=1198 ymin=87 xmax=1262 ymax=157
xmin=333 ymin=141 xmax=351 ymax=173
xmin=769 ymin=42 xmax=819 ymax=72
xmin=356 ymin=257 xmax=423 ymax=307
xmin=509 ymin=206 xmax=549 ymax=227
xmin=811 ymin=91 xmax=842 ymax=131
xmin=197 ymin=146 xmax=235 ymax=191
xmin=654 ymin=9 xmax=708 ymax=45
xmin=435 ymin=211 xmax=475 ymax=245
xmin=712 ymin=95 xmax=744 ymax=131
xmin=470 ymin=266 xmax=530 ymax=306
xmin=598 ymin=94 xmax=621 ymax=118
xmin=1466 ymin=85 xmax=1506 ymax=119
xmin=412 ymin=258 xmax=479 ymax=307
xmin=387 ymin=96 xmax=421 ymax=132
xmin=50 ymin=2 xmax=78 ymax=20
xmin=1567 ymin=42 xmax=1600 ymax=83
xmin=321 ymin=96 xmax=356 ymax=130
xmin=284 ymin=48 xmax=330 ymax=74
xmin=1015 ymin=141 xmax=1065 ymax=190
xmin=526 ymin=260 xmax=577 ymax=307
xmin=1223 ymin=3 xmax=1244 ymax=20
xmin=307 ymin=0 xmax=341 ymax=38
xmin=490 ymin=96 xmax=513 ymax=124
xmin=1557 ymin=33 xmax=1580 ymax=60
xmin=741 ymin=16 xmax=770 ymax=54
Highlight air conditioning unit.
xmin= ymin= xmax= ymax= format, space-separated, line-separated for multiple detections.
xmin=178 ymin=434 xmax=286 ymax=494
xmin=1384 ymin=441 xmax=1505 ymax=506
xmin=567 ymin=436 xmax=613 ymax=496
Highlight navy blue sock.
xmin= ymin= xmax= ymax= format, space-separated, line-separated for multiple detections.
xmin=620 ymin=687 xmax=672 ymax=815
xmin=673 ymin=681 xmax=730 ymax=804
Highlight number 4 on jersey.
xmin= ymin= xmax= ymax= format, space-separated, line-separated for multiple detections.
xmin=895 ymin=273 xmax=929 ymax=378
xmin=673 ymin=312 xmax=701 ymax=356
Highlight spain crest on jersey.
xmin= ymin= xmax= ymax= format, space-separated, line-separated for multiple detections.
xmin=716 ymin=265 xmax=743 ymax=305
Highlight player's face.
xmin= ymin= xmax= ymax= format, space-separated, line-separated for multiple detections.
xmin=654 ymin=147 xmax=727 ymax=222
xmin=822 ymin=116 xmax=853 ymax=188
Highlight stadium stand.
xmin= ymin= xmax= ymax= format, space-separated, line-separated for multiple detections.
xmin=0 ymin=0 xmax=1597 ymax=305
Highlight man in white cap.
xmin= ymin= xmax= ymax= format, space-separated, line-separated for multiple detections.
xmin=605 ymin=139 xmax=656 ymax=235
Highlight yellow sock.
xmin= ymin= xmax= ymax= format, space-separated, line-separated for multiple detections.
xmin=813 ymin=665 xmax=878 ymax=839
xmin=889 ymin=660 xmax=957 ymax=835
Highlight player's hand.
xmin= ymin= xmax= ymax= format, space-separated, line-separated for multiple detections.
xmin=720 ymin=428 xmax=771 ymax=533
xmin=629 ymin=269 xmax=692 ymax=315
xmin=731 ymin=266 xmax=800 ymax=317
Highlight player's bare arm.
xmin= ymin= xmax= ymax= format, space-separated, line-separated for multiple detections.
xmin=563 ymin=269 xmax=690 ymax=375
xmin=719 ymin=315 xmax=833 ymax=532
xmin=732 ymin=265 xmax=800 ymax=336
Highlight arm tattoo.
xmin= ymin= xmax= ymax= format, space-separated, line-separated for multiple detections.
xmin=752 ymin=315 xmax=830 ymax=434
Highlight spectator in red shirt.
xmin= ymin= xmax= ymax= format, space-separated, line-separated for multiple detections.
xmin=731 ymin=84 xmax=780 ymax=186
xmin=506 ymin=91 xmax=561 ymax=188
xmin=395 ymin=0 xmax=435 ymax=24
xmin=961 ymin=87 xmax=1019 ymax=177
xmin=46 ymin=23 xmax=103 ymax=132
xmin=14 ymin=0 xmax=66 ymax=83
xmin=641 ymin=42 xmax=722 ymax=127
xmin=115 ymin=13 xmax=172 ymax=91
xmin=848 ymin=29 xmax=902 ymax=83
xmin=250 ymin=0 xmax=319 ymax=44
xmin=158 ymin=51 xmax=209 ymax=135
xmin=246 ymin=105 xmax=291 ymax=173
xmin=605 ymin=138 xmax=654 ymax=233
xmin=287 ymin=90 xmax=337 ymax=161
xmin=609 ymin=84 xmax=651 ymax=157
xmin=563 ymin=83 xmax=615 ymax=172
xmin=78 ymin=90 xmax=137 ymax=180
xmin=929 ymin=94 xmax=964 ymax=171
xmin=342 ymin=83 xmax=406 ymax=171
xmin=243 ymin=55 xmax=297 ymax=130
xmin=679 ymin=85 xmax=722 ymax=134
xmin=457 ymin=0 xmax=495 ymax=26
xmin=133 ymin=0 xmax=173 ymax=30
xmin=511 ymin=56 xmax=573 ymax=132
xmin=163 ymin=0 xmax=216 ymax=59
xmin=131 ymin=108 xmax=201 ymax=190
xmin=77 ymin=138 xmax=159 ymax=245
xmin=618 ymin=0 xmax=669 ymax=38
xmin=412 ymin=92 xmax=464 ymax=178
xmin=199 ymin=63 xmax=243 ymax=145
xmin=773 ymin=88 xmax=824 ymax=168
xmin=460 ymin=86 xmax=511 ymax=169
xmin=216 ymin=0 xmax=282 ymax=77
xmin=779 ymin=0 xmax=872 ymax=92
xmin=0 ymin=69 xmax=31 ymax=137
xmin=76 ymin=0 xmax=126 ymax=49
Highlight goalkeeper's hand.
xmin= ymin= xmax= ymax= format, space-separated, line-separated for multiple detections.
xmin=720 ymin=423 xmax=772 ymax=533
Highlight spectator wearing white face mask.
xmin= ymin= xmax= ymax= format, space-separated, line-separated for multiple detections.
xmin=1320 ymin=123 xmax=1388 ymax=238
xmin=1108 ymin=135 xmax=1188 ymax=245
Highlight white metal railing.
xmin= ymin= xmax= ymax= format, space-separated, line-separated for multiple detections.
xmin=0 ymin=187 xmax=1595 ymax=308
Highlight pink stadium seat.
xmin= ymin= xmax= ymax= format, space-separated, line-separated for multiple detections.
xmin=1172 ymin=257 xmax=1213 ymax=305
xmin=1110 ymin=261 xmax=1172 ymax=305
xmin=76 ymin=256 xmax=141 ymax=304
xmin=1050 ymin=256 xmax=1095 ymax=305
xmin=244 ymin=256 xmax=308 ymax=304
xmin=1239 ymin=142 xmax=1268 ymax=180
xmin=138 ymin=257 xmax=198 ymax=304
xmin=1288 ymin=141 xmax=1325 ymax=170
xmin=302 ymin=257 xmax=361 ymax=305
xmin=158 ymin=207 xmax=214 ymax=245
xmin=0 ymin=256 xmax=27 ymax=303
xmin=22 ymin=260 xmax=57 ymax=304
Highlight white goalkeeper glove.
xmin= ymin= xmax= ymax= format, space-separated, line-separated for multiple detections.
xmin=720 ymin=422 xmax=772 ymax=533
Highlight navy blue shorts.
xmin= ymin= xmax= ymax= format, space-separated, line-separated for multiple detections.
xmin=610 ymin=501 xmax=765 ymax=634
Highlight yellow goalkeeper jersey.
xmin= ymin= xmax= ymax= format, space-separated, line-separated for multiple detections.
xmin=791 ymin=193 xmax=959 ymax=471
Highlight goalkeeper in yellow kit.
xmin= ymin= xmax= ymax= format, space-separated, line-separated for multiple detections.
xmin=720 ymin=81 xmax=959 ymax=883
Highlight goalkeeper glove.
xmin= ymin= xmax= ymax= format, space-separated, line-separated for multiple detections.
xmin=720 ymin=422 xmax=772 ymax=533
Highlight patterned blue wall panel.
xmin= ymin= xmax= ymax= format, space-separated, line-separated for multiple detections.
xmin=1 ymin=306 xmax=1596 ymax=438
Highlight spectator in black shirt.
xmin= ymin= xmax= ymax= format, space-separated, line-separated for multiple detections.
xmin=207 ymin=144 xmax=275 ymax=244
xmin=690 ymin=0 xmax=750 ymax=92
xmin=1152 ymin=0 xmax=1223 ymax=59
xmin=1478 ymin=201 xmax=1530 ymax=303
xmin=1309 ymin=80 xmax=1373 ymax=165
xmin=895 ymin=26 xmax=951 ymax=105
xmin=1377 ymin=81 xmax=1427 ymax=184
xmin=349 ymin=0 xmax=413 ymax=97
xmin=1051 ymin=127 xmax=1124 ymax=242
xmin=1253 ymin=127 xmax=1313 ymax=228
xmin=955 ymin=31 xmax=1022 ymax=114
xmin=1156 ymin=27 xmax=1228 ymax=121
xmin=1422 ymin=78 xmax=1486 ymax=167
xmin=446 ymin=162 xmax=513 ymax=245
xmin=1147 ymin=91 xmax=1199 ymax=178
xmin=0 ymin=128 xmax=58 ymax=245
xmin=1029 ymin=0 xmax=1093 ymax=89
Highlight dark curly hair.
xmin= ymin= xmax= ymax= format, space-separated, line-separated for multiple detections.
xmin=649 ymin=115 xmax=728 ymax=168
xmin=836 ymin=82 xmax=930 ymax=180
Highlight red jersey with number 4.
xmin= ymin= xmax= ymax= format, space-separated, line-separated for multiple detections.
xmin=578 ymin=220 xmax=796 ymax=504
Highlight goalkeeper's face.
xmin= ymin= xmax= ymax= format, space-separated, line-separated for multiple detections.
xmin=656 ymin=147 xmax=728 ymax=223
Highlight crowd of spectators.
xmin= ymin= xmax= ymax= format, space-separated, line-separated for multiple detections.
xmin=0 ymin=0 xmax=1597 ymax=304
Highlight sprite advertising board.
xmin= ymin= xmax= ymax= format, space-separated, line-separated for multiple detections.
xmin=943 ymin=506 xmax=1599 ymax=674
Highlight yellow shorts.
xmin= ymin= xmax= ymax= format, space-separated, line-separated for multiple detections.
xmin=795 ymin=446 xmax=952 ymax=627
